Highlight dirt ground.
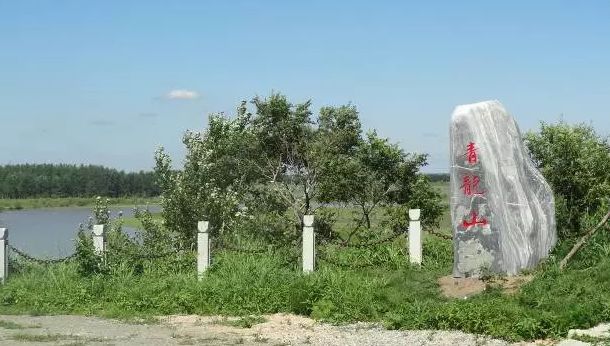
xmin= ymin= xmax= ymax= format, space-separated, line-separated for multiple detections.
xmin=438 ymin=274 xmax=535 ymax=298
xmin=0 ymin=313 xmax=561 ymax=346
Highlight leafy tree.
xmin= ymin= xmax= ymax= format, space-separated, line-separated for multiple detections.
xmin=155 ymin=93 xmax=443 ymax=245
xmin=155 ymin=109 xmax=257 ymax=242
xmin=318 ymin=130 xmax=441 ymax=241
xmin=426 ymin=173 xmax=450 ymax=182
xmin=525 ymin=122 xmax=610 ymax=238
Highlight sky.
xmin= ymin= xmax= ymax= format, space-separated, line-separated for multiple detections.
xmin=1 ymin=1 xmax=609 ymax=173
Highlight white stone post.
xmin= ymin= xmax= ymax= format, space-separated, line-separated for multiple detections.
xmin=408 ymin=209 xmax=422 ymax=265
xmin=92 ymin=224 xmax=105 ymax=255
xmin=197 ymin=221 xmax=210 ymax=279
xmin=0 ymin=228 xmax=7 ymax=284
xmin=302 ymin=215 xmax=315 ymax=273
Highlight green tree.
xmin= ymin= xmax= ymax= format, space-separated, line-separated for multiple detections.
xmin=0 ymin=164 xmax=159 ymax=198
xmin=318 ymin=130 xmax=441 ymax=240
xmin=155 ymin=106 xmax=258 ymax=242
xmin=525 ymin=122 xmax=610 ymax=238
xmin=155 ymin=93 xmax=443 ymax=245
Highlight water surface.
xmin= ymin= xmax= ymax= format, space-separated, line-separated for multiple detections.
xmin=0 ymin=206 xmax=160 ymax=259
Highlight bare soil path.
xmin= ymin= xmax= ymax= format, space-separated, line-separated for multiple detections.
xmin=0 ymin=313 xmax=573 ymax=346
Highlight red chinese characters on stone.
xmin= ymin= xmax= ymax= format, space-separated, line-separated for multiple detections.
xmin=466 ymin=141 xmax=478 ymax=165
xmin=462 ymin=211 xmax=488 ymax=228
xmin=461 ymin=175 xmax=485 ymax=196
xmin=460 ymin=141 xmax=489 ymax=229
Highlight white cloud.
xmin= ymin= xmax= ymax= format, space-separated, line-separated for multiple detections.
xmin=90 ymin=119 xmax=115 ymax=126
xmin=139 ymin=112 xmax=159 ymax=118
xmin=165 ymin=89 xmax=200 ymax=100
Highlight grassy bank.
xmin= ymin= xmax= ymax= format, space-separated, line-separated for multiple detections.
xmin=0 ymin=196 xmax=160 ymax=211
xmin=1 ymin=230 xmax=610 ymax=342
xmin=2 ymin=183 xmax=609 ymax=342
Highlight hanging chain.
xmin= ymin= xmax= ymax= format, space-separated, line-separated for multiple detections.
xmin=8 ymin=245 xmax=76 ymax=264
xmin=425 ymin=228 xmax=452 ymax=240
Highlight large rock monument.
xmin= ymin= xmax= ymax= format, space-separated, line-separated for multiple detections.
xmin=450 ymin=100 xmax=556 ymax=277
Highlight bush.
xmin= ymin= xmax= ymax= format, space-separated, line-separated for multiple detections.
xmin=525 ymin=122 xmax=610 ymax=238
xmin=155 ymin=93 xmax=443 ymax=246
xmin=74 ymin=197 xmax=191 ymax=276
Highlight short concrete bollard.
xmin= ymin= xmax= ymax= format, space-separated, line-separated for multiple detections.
xmin=0 ymin=228 xmax=7 ymax=284
xmin=408 ymin=209 xmax=422 ymax=265
xmin=197 ymin=221 xmax=210 ymax=279
xmin=302 ymin=215 xmax=315 ymax=273
xmin=92 ymin=224 xmax=105 ymax=255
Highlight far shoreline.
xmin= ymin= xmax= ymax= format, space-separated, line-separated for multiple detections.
xmin=0 ymin=196 xmax=161 ymax=211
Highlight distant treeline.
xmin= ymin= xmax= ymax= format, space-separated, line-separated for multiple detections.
xmin=0 ymin=164 xmax=160 ymax=199
xmin=425 ymin=173 xmax=449 ymax=182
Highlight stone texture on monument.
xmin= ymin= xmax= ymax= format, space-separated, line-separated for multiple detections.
xmin=450 ymin=100 xmax=556 ymax=277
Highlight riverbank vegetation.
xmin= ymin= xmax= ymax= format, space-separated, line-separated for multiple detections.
xmin=1 ymin=94 xmax=609 ymax=342
xmin=0 ymin=196 xmax=160 ymax=211
xmin=2 ymin=227 xmax=610 ymax=342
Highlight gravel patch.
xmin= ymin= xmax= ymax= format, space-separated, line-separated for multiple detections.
xmin=0 ymin=313 xmax=563 ymax=345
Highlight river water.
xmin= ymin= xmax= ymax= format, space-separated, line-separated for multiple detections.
xmin=0 ymin=206 xmax=160 ymax=259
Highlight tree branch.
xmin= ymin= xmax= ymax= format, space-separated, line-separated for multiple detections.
xmin=559 ymin=210 xmax=610 ymax=270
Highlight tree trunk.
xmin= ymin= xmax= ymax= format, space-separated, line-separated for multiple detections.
xmin=559 ymin=210 xmax=610 ymax=270
xmin=361 ymin=205 xmax=371 ymax=229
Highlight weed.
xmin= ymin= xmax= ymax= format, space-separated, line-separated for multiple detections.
xmin=175 ymin=335 xmax=221 ymax=345
xmin=253 ymin=332 xmax=269 ymax=343
xmin=11 ymin=333 xmax=70 ymax=342
xmin=571 ymin=333 xmax=610 ymax=344
xmin=216 ymin=316 xmax=266 ymax=329
xmin=0 ymin=320 xmax=32 ymax=329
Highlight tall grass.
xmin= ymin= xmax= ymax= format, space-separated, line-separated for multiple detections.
xmin=2 ymin=233 xmax=610 ymax=341
xmin=2 ymin=185 xmax=610 ymax=342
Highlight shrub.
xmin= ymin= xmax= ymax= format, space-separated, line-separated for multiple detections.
xmin=155 ymin=93 xmax=442 ymax=246
xmin=74 ymin=197 xmax=190 ymax=276
xmin=525 ymin=122 xmax=610 ymax=238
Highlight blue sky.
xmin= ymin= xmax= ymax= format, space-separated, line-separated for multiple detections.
xmin=1 ymin=1 xmax=609 ymax=172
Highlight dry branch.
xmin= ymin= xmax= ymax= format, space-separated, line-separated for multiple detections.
xmin=559 ymin=210 xmax=610 ymax=270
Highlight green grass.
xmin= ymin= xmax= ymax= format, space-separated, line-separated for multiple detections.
xmin=0 ymin=196 xmax=160 ymax=211
xmin=570 ymin=333 xmax=610 ymax=344
xmin=2 ymin=231 xmax=610 ymax=342
xmin=431 ymin=180 xmax=450 ymax=197
xmin=2 ymin=183 xmax=610 ymax=342
xmin=431 ymin=181 xmax=452 ymax=233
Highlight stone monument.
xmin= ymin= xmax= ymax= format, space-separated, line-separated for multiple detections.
xmin=450 ymin=100 xmax=556 ymax=277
